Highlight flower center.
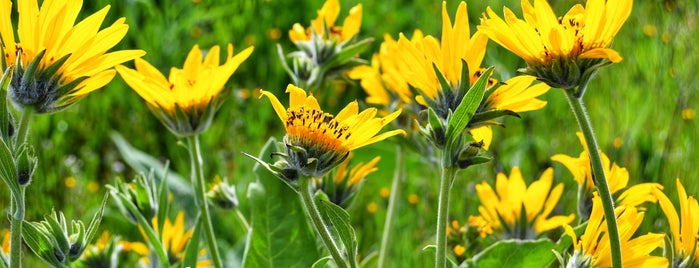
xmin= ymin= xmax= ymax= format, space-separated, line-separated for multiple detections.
xmin=285 ymin=106 xmax=351 ymax=155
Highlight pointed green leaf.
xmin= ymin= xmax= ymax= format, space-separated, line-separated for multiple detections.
xmin=22 ymin=221 xmax=64 ymax=267
xmin=182 ymin=214 xmax=203 ymax=268
xmin=320 ymin=38 xmax=374 ymax=72
xmin=242 ymin=137 xmax=319 ymax=267
xmin=319 ymin=199 xmax=358 ymax=268
xmin=0 ymin=66 xmax=13 ymax=141
xmin=0 ymin=137 xmax=20 ymax=202
xmin=463 ymin=239 xmax=557 ymax=268
xmin=311 ymin=256 xmax=333 ymax=268
xmin=445 ymin=67 xmax=493 ymax=148
xmin=110 ymin=132 xmax=194 ymax=208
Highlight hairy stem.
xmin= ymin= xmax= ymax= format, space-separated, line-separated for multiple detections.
xmin=564 ymin=89 xmax=622 ymax=268
xmin=298 ymin=177 xmax=347 ymax=268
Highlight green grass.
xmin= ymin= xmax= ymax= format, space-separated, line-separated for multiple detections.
xmin=1 ymin=0 xmax=697 ymax=266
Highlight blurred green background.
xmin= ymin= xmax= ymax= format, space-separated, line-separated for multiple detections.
xmin=1 ymin=0 xmax=697 ymax=266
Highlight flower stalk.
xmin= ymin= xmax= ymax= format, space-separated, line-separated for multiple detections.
xmin=378 ymin=145 xmax=404 ymax=268
xmin=298 ymin=176 xmax=347 ymax=268
xmin=563 ymin=88 xmax=622 ymax=268
xmin=187 ymin=135 xmax=223 ymax=268
xmin=9 ymin=107 xmax=33 ymax=268
xmin=435 ymin=154 xmax=456 ymax=268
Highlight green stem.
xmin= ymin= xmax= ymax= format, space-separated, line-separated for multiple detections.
xmin=187 ymin=136 xmax=223 ymax=268
xmin=378 ymin=145 xmax=404 ymax=268
xmin=10 ymin=108 xmax=32 ymax=268
xmin=564 ymin=89 xmax=622 ymax=268
xmin=9 ymin=188 xmax=24 ymax=268
xmin=14 ymin=107 xmax=32 ymax=151
xmin=233 ymin=207 xmax=250 ymax=232
xmin=435 ymin=155 xmax=456 ymax=268
xmin=298 ymin=177 xmax=347 ymax=268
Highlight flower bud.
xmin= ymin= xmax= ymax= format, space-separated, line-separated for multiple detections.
xmin=15 ymin=143 xmax=37 ymax=186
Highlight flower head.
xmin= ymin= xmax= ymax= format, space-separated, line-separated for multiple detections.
xmin=552 ymin=132 xmax=662 ymax=219
xmin=282 ymin=0 xmax=369 ymax=92
xmin=289 ymin=0 xmax=362 ymax=43
xmin=564 ymin=193 xmax=668 ymax=267
xmin=258 ymin=84 xmax=404 ymax=180
xmin=474 ymin=167 xmax=575 ymax=239
xmin=479 ymin=0 xmax=632 ymax=89
xmin=0 ymin=0 xmax=145 ymax=113
xmin=141 ymin=212 xmax=212 ymax=267
xmin=116 ymin=43 xmax=253 ymax=136
xmin=469 ymin=75 xmax=550 ymax=149
xmin=321 ymin=154 xmax=380 ymax=208
xmin=654 ymin=179 xmax=699 ymax=267
xmin=396 ymin=1 xmax=488 ymax=111
xmin=348 ymin=31 xmax=422 ymax=108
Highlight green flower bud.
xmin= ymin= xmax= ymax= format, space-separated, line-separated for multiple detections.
xmin=15 ymin=143 xmax=37 ymax=186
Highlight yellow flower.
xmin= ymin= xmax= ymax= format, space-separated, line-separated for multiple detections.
xmin=564 ymin=193 xmax=668 ymax=267
xmin=654 ymin=179 xmax=699 ymax=266
xmin=323 ymin=154 xmax=380 ymax=207
xmin=259 ymin=84 xmax=404 ymax=179
xmin=396 ymin=1 xmax=488 ymax=103
xmin=475 ymin=167 xmax=575 ymax=239
xmin=142 ymin=212 xmax=212 ymax=267
xmin=0 ymin=0 xmax=145 ymax=113
xmin=288 ymin=0 xmax=362 ymax=43
xmin=479 ymin=0 xmax=632 ymax=89
xmin=469 ymin=75 xmax=550 ymax=149
xmin=1 ymin=229 xmax=9 ymax=257
xmin=551 ymin=132 xmax=662 ymax=208
xmin=348 ymin=31 xmax=422 ymax=107
xmin=116 ymin=43 xmax=253 ymax=136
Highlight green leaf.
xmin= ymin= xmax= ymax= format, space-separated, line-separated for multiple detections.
xmin=242 ymin=137 xmax=319 ymax=268
xmin=445 ymin=67 xmax=493 ymax=149
xmin=319 ymin=199 xmax=358 ymax=268
xmin=0 ymin=65 xmax=13 ymax=141
xmin=110 ymin=132 xmax=194 ymax=208
xmin=0 ymin=137 xmax=20 ymax=202
xmin=182 ymin=214 xmax=203 ymax=268
xmin=22 ymin=221 xmax=65 ymax=267
xmin=320 ymin=38 xmax=373 ymax=72
xmin=463 ymin=239 xmax=557 ymax=268
xmin=311 ymin=256 xmax=333 ymax=268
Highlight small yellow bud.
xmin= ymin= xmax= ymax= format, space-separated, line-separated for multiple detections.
xmin=682 ymin=108 xmax=695 ymax=120
xmin=408 ymin=194 xmax=419 ymax=205
xmin=65 ymin=177 xmax=77 ymax=188
xmin=453 ymin=245 xmax=465 ymax=257
xmin=366 ymin=202 xmax=378 ymax=214
xmin=379 ymin=187 xmax=390 ymax=199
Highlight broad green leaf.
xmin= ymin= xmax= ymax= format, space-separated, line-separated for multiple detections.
xmin=320 ymin=199 xmax=358 ymax=268
xmin=445 ymin=67 xmax=493 ymax=148
xmin=463 ymin=239 xmax=557 ymax=268
xmin=242 ymin=137 xmax=319 ymax=268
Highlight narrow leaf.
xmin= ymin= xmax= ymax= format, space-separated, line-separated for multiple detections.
xmin=445 ymin=67 xmax=493 ymax=148
xmin=182 ymin=214 xmax=203 ymax=268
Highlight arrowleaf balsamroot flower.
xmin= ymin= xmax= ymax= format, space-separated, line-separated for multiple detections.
xmin=479 ymin=0 xmax=632 ymax=89
xmin=563 ymin=193 xmax=668 ymax=267
xmin=552 ymin=132 xmax=662 ymax=219
xmin=288 ymin=0 xmax=362 ymax=43
xmin=469 ymin=75 xmax=550 ymax=149
xmin=653 ymin=179 xmax=699 ymax=267
xmin=139 ymin=212 xmax=212 ymax=268
xmin=0 ymin=0 xmax=145 ymax=113
xmin=321 ymin=154 xmax=380 ymax=208
xmin=258 ymin=84 xmax=404 ymax=181
xmin=473 ymin=167 xmax=575 ymax=239
xmin=116 ymin=43 xmax=253 ymax=136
